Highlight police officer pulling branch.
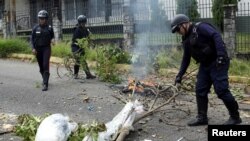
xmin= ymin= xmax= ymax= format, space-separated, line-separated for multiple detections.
xmin=171 ymin=14 xmax=242 ymax=126
xmin=71 ymin=15 xmax=96 ymax=79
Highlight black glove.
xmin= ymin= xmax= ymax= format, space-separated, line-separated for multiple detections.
xmin=216 ymin=55 xmax=227 ymax=67
xmin=175 ymin=76 xmax=182 ymax=85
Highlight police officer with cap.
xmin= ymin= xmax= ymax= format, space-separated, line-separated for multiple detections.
xmin=31 ymin=10 xmax=54 ymax=91
xmin=171 ymin=14 xmax=242 ymax=125
xmin=71 ymin=15 xmax=96 ymax=79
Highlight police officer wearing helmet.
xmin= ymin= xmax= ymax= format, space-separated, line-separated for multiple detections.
xmin=31 ymin=10 xmax=54 ymax=91
xmin=71 ymin=15 xmax=96 ymax=79
xmin=171 ymin=14 xmax=242 ymax=125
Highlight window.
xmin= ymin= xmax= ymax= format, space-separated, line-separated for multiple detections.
xmin=65 ymin=0 xmax=75 ymax=20
xmin=65 ymin=0 xmax=88 ymax=20
xmin=0 ymin=0 xmax=4 ymax=19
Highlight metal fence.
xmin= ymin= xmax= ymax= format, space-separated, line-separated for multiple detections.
xmin=3 ymin=0 xmax=250 ymax=53
xmin=236 ymin=2 xmax=250 ymax=54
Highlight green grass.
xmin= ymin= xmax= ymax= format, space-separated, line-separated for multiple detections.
xmin=156 ymin=47 xmax=250 ymax=78
xmin=229 ymin=58 xmax=250 ymax=77
xmin=12 ymin=32 xmax=250 ymax=53
xmin=62 ymin=33 xmax=123 ymax=42
xmin=236 ymin=33 xmax=250 ymax=53
xmin=51 ymin=42 xmax=72 ymax=58
xmin=0 ymin=38 xmax=31 ymax=58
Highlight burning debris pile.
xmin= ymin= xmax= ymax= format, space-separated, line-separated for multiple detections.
xmin=122 ymin=77 xmax=159 ymax=94
xmin=120 ymin=77 xmax=176 ymax=100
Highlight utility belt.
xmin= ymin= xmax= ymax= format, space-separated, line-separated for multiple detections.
xmin=191 ymin=44 xmax=217 ymax=65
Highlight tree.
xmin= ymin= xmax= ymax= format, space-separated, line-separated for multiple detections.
xmin=212 ymin=0 xmax=224 ymax=31
xmin=224 ymin=0 xmax=239 ymax=5
xmin=150 ymin=0 xmax=168 ymax=32
xmin=176 ymin=0 xmax=200 ymax=21
xmin=212 ymin=0 xmax=240 ymax=32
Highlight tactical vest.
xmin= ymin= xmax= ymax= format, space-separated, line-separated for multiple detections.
xmin=188 ymin=22 xmax=217 ymax=64
xmin=35 ymin=25 xmax=53 ymax=47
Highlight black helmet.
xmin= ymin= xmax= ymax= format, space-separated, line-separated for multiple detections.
xmin=171 ymin=14 xmax=189 ymax=33
xmin=77 ymin=15 xmax=87 ymax=24
xmin=38 ymin=10 xmax=48 ymax=19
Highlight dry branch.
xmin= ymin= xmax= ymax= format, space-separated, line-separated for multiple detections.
xmin=134 ymin=85 xmax=179 ymax=124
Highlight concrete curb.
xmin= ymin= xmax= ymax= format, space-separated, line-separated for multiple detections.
xmin=9 ymin=53 xmax=63 ymax=64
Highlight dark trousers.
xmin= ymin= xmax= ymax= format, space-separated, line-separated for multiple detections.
xmin=196 ymin=60 xmax=234 ymax=101
xmin=72 ymin=47 xmax=91 ymax=76
xmin=36 ymin=47 xmax=51 ymax=74
xmin=195 ymin=59 xmax=239 ymax=119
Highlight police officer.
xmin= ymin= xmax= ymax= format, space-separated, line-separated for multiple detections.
xmin=171 ymin=14 xmax=242 ymax=125
xmin=31 ymin=10 xmax=54 ymax=91
xmin=71 ymin=15 xmax=96 ymax=79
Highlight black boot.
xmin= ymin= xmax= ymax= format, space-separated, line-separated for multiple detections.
xmin=84 ymin=65 xmax=96 ymax=79
xmin=42 ymin=83 xmax=48 ymax=91
xmin=40 ymin=71 xmax=44 ymax=83
xmin=188 ymin=96 xmax=208 ymax=126
xmin=74 ymin=65 xmax=80 ymax=79
xmin=223 ymin=100 xmax=242 ymax=125
xmin=86 ymin=73 xmax=96 ymax=79
xmin=42 ymin=72 xmax=50 ymax=91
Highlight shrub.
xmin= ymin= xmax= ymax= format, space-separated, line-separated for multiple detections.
xmin=155 ymin=47 xmax=183 ymax=69
xmin=96 ymin=44 xmax=131 ymax=64
xmin=0 ymin=38 xmax=31 ymax=58
xmin=96 ymin=44 xmax=122 ymax=84
xmin=51 ymin=42 xmax=72 ymax=58
xmin=229 ymin=58 xmax=250 ymax=77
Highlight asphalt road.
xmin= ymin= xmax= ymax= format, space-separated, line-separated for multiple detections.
xmin=0 ymin=59 xmax=250 ymax=141
xmin=0 ymin=59 xmax=126 ymax=140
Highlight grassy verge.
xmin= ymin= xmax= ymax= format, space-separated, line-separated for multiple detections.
xmin=1 ymin=38 xmax=250 ymax=82
xmin=0 ymin=38 xmax=31 ymax=58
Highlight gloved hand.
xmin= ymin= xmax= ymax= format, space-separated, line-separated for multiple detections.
xmin=216 ymin=55 xmax=227 ymax=68
xmin=174 ymin=76 xmax=182 ymax=85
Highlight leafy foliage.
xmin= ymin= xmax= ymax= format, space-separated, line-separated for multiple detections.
xmin=0 ymin=38 xmax=31 ymax=58
xmin=14 ymin=114 xmax=106 ymax=141
xmin=212 ymin=0 xmax=224 ymax=31
xmin=224 ymin=0 xmax=239 ymax=4
xmin=176 ymin=0 xmax=200 ymax=21
xmin=229 ymin=58 xmax=250 ymax=77
xmin=68 ymin=121 xmax=106 ymax=141
xmin=14 ymin=114 xmax=50 ymax=141
xmin=212 ymin=0 xmax=240 ymax=31
xmin=52 ymin=42 xmax=72 ymax=58
xmin=74 ymin=36 xmax=94 ymax=71
xmin=95 ymin=45 xmax=127 ymax=83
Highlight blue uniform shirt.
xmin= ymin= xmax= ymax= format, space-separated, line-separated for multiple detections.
xmin=177 ymin=22 xmax=227 ymax=78
xmin=31 ymin=24 xmax=54 ymax=49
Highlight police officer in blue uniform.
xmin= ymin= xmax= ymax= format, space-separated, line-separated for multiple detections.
xmin=171 ymin=14 xmax=242 ymax=125
xmin=71 ymin=15 xmax=96 ymax=79
xmin=31 ymin=10 xmax=54 ymax=91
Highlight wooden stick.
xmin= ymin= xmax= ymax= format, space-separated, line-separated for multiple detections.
xmin=133 ymin=86 xmax=179 ymax=124
xmin=149 ymin=86 xmax=159 ymax=111
xmin=115 ymin=127 xmax=130 ymax=141
xmin=115 ymin=86 xmax=179 ymax=141
xmin=112 ymin=94 xmax=127 ymax=104
xmin=131 ymin=78 xmax=137 ymax=98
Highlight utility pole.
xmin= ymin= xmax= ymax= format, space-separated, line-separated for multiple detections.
xmin=52 ymin=0 xmax=62 ymax=42
xmin=123 ymin=0 xmax=134 ymax=50
xmin=10 ymin=0 xmax=16 ymax=37
xmin=223 ymin=4 xmax=237 ymax=59
xmin=3 ymin=0 xmax=16 ymax=38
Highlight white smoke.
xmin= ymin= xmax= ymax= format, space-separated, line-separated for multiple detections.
xmin=130 ymin=0 xmax=168 ymax=79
